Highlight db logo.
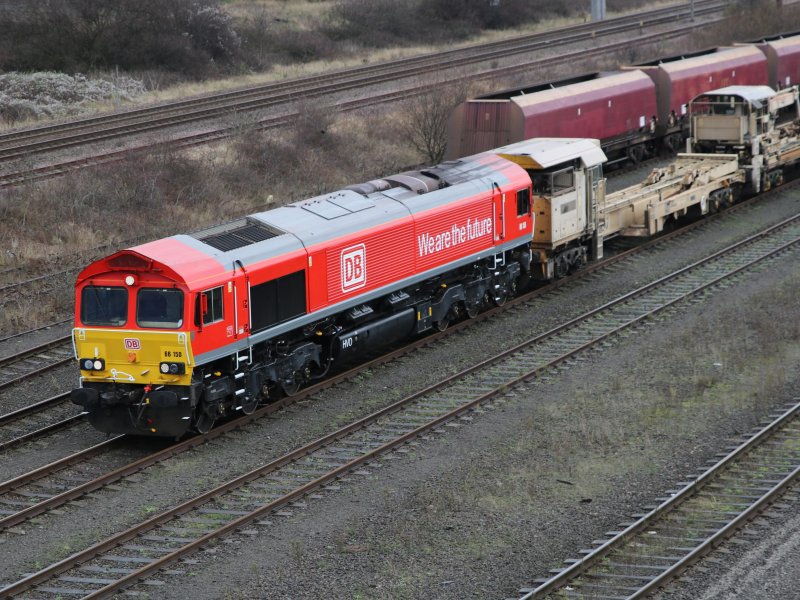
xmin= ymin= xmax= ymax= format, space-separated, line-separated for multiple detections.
xmin=124 ymin=338 xmax=141 ymax=350
xmin=341 ymin=244 xmax=366 ymax=292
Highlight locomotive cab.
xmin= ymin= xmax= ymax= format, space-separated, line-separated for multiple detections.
xmin=689 ymin=85 xmax=800 ymax=191
xmin=71 ymin=248 xmax=221 ymax=437
xmin=496 ymin=138 xmax=607 ymax=279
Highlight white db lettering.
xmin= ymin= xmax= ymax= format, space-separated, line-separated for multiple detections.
xmin=341 ymin=244 xmax=366 ymax=292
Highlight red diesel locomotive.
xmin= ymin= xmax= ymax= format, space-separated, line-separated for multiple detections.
xmin=71 ymin=138 xmax=604 ymax=437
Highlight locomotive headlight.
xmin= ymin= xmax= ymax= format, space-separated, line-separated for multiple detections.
xmin=125 ymin=275 xmax=136 ymax=286
xmin=80 ymin=358 xmax=105 ymax=371
xmin=160 ymin=362 xmax=185 ymax=375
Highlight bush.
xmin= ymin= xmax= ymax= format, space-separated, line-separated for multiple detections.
xmin=327 ymin=0 xmax=426 ymax=46
xmin=0 ymin=0 xmax=241 ymax=78
xmin=326 ymin=0 xmax=546 ymax=48
xmin=422 ymin=0 xmax=542 ymax=29
xmin=272 ymin=29 xmax=339 ymax=63
xmin=0 ymin=72 xmax=145 ymax=124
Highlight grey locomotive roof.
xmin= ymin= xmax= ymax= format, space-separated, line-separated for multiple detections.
xmin=182 ymin=137 xmax=605 ymax=267
xmin=693 ymin=85 xmax=777 ymax=107
xmin=174 ymin=228 xmax=305 ymax=271
xmin=253 ymin=189 xmax=411 ymax=248
xmin=493 ymin=137 xmax=606 ymax=169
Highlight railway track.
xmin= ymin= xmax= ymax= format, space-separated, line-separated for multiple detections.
xmin=0 ymin=338 xmax=74 ymax=392
xmin=0 ymin=392 xmax=81 ymax=452
xmin=516 ymin=399 xmax=800 ymax=600
xmin=0 ymin=339 xmax=82 ymax=451
xmin=0 ymin=320 xmax=71 ymax=345
xmin=0 ymin=3 xmax=724 ymax=189
xmin=3 ymin=207 xmax=797 ymax=599
xmin=0 ymin=337 xmax=79 ymax=449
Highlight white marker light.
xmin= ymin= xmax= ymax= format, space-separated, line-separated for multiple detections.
xmin=93 ymin=360 xmax=103 ymax=370
xmin=125 ymin=275 xmax=135 ymax=286
xmin=160 ymin=363 xmax=170 ymax=374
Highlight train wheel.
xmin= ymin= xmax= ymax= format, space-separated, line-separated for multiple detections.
xmin=627 ymin=146 xmax=644 ymax=164
xmin=554 ymin=255 xmax=569 ymax=279
xmin=194 ymin=410 xmax=215 ymax=434
xmin=465 ymin=301 xmax=480 ymax=319
xmin=240 ymin=395 xmax=258 ymax=415
xmin=282 ymin=374 xmax=303 ymax=396
xmin=282 ymin=361 xmax=311 ymax=396
xmin=434 ymin=305 xmax=458 ymax=331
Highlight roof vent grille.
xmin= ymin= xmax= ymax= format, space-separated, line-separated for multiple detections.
xmin=194 ymin=218 xmax=281 ymax=252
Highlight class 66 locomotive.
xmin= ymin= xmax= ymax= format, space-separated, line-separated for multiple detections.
xmin=71 ymin=138 xmax=608 ymax=438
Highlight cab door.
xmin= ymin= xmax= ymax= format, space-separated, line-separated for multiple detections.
xmin=492 ymin=182 xmax=505 ymax=242
xmin=231 ymin=275 xmax=250 ymax=339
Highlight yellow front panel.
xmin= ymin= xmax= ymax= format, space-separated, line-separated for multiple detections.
xmin=74 ymin=328 xmax=194 ymax=386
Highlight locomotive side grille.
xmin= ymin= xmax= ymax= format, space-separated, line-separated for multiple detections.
xmin=194 ymin=219 xmax=281 ymax=252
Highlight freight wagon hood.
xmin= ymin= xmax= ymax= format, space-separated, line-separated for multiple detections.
xmin=74 ymin=328 xmax=194 ymax=387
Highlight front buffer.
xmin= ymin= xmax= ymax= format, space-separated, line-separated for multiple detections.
xmin=72 ymin=382 xmax=196 ymax=437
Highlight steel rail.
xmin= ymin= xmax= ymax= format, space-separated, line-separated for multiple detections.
xmin=0 ymin=319 xmax=71 ymax=344
xmin=518 ymin=400 xmax=800 ymax=599
xmin=3 ymin=207 xmax=797 ymax=599
xmin=0 ymin=436 xmax=124 ymax=496
xmin=0 ymin=340 xmax=74 ymax=392
xmin=0 ymin=266 xmax=81 ymax=296
xmin=0 ymin=412 xmax=85 ymax=452
xmin=0 ymin=391 xmax=70 ymax=428
xmin=0 ymin=0 xmax=721 ymax=156
xmin=0 ymin=337 xmax=71 ymax=370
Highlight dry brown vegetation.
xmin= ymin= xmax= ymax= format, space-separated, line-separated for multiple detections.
xmin=707 ymin=0 xmax=800 ymax=46
xmin=0 ymin=0 xmax=660 ymax=86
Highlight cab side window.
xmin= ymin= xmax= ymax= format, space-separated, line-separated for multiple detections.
xmin=552 ymin=167 xmax=575 ymax=194
xmin=196 ymin=286 xmax=224 ymax=326
xmin=516 ymin=188 xmax=531 ymax=216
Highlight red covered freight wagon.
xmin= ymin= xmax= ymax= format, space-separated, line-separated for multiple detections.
xmin=757 ymin=32 xmax=800 ymax=89
xmin=447 ymin=71 xmax=657 ymax=163
xmin=634 ymin=46 xmax=768 ymax=129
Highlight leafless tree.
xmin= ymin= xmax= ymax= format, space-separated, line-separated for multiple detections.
xmin=401 ymin=80 xmax=472 ymax=164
